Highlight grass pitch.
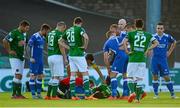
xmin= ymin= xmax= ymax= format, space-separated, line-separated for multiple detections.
xmin=0 ymin=92 xmax=180 ymax=107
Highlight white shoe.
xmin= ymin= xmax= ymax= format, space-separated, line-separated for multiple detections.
xmin=37 ymin=94 xmax=43 ymax=99
xmin=32 ymin=95 xmax=38 ymax=99
xmin=153 ymin=95 xmax=159 ymax=99
xmin=171 ymin=95 xmax=179 ymax=99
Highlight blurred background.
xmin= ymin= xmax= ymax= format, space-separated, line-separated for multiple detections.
xmin=0 ymin=0 xmax=180 ymax=68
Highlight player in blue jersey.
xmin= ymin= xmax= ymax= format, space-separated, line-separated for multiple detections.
xmin=151 ymin=22 xmax=177 ymax=99
xmin=28 ymin=24 xmax=51 ymax=99
xmin=117 ymin=19 xmax=129 ymax=99
xmin=103 ymin=24 xmax=128 ymax=99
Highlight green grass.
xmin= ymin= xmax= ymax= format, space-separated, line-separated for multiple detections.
xmin=0 ymin=92 xmax=180 ymax=107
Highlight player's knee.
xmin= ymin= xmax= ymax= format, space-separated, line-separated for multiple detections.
xmin=152 ymin=75 xmax=158 ymax=81
xmin=15 ymin=74 xmax=22 ymax=80
xmin=164 ymin=75 xmax=170 ymax=81
xmin=81 ymin=72 xmax=89 ymax=76
xmin=71 ymin=72 xmax=76 ymax=76
xmin=37 ymin=74 xmax=43 ymax=79
xmin=110 ymin=72 xmax=117 ymax=78
xmin=122 ymin=73 xmax=127 ymax=78
xmin=30 ymin=74 xmax=36 ymax=80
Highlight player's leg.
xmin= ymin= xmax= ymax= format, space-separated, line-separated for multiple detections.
xmin=76 ymin=56 xmax=90 ymax=99
xmin=121 ymin=56 xmax=129 ymax=98
xmin=127 ymin=63 xmax=137 ymax=94
xmin=9 ymin=58 xmax=24 ymax=98
xmin=160 ymin=61 xmax=176 ymax=98
xmin=36 ymin=62 xmax=44 ymax=99
xmin=69 ymin=57 xmax=79 ymax=100
xmin=29 ymin=64 xmax=37 ymax=99
xmin=134 ymin=63 xmax=146 ymax=102
xmin=151 ymin=59 xmax=159 ymax=98
xmin=108 ymin=56 xmax=121 ymax=99
xmin=45 ymin=56 xmax=53 ymax=99
xmin=51 ymin=55 xmax=64 ymax=100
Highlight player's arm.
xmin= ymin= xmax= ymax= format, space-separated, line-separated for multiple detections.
xmin=28 ymin=36 xmax=36 ymax=63
xmin=58 ymin=41 xmax=68 ymax=65
xmin=3 ymin=33 xmax=17 ymax=55
xmin=58 ymin=38 xmax=70 ymax=50
xmin=145 ymin=38 xmax=159 ymax=56
xmin=92 ymin=63 xmax=106 ymax=84
xmin=123 ymin=38 xmax=131 ymax=54
xmin=82 ymin=33 xmax=89 ymax=49
xmin=104 ymin=52 xmax=110 ymax=76
xmin=167 ymin=36 xmax=176 ymax=57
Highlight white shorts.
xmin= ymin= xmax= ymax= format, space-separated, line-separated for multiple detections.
xmin=69 ymin=56 xmax=88 ymax=72
xmin=48 ymin=55 xmax=64 ymax=77
xmin=9 ymin=58 xmax=24 ymax=75
xmin=127 ymin=62 xmax=146 ymax=80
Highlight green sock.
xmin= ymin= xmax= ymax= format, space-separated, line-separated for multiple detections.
xmin=135 ymin=86 xmax=142 ymax=100
xmin=83 ymin=76 xmax=90 ymax=96
xmin=17 ymin=83 xmax=22 ymax=96
xmin=70 ymin=78 xmax=76 ymax=97
xmin=12 ymin=82 xmax=17 ymax=96
xmin=128 ymin=82 xmax=135 ymax=93
xmin=52 ymin=85 xmax=58 ymax=97
xmin=134 ymin=82 xmax=137 ymax=93
xmin=47 ymin=84 xmax=52 ymax=97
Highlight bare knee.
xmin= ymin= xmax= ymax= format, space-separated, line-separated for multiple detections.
xmin=153 ymin=75 xmax=158 ymax=81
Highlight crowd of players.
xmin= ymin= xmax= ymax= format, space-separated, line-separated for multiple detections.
xmin=2 ymin=16 xmax=178 ymax=103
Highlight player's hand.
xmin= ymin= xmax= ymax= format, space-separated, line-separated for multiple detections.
xmin=64 ymin=58 xmax=69 ymax=66
xmin=167 ymin=51 xmax=171 ymax=57
xmin=9 ymin=50 xmax=17 ymax=56
xmin=30 ymin=58 xmax=35 ymax=63
xmin=79 ymin=46 xmax=86 ymax=50
xmin=18 ymin=40 xmax=25 ymax=46
xmin=145 ymin=50 xmax=152 ymax=57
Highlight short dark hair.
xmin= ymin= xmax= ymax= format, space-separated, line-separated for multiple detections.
xmin=135 ymin=19 xmax=144 ymax=28
xmin=85 ymin=53 xmax=94 ymax=62
xmin=19 ymin=20 xmax=30 ymax=27
xmin=41 ymin=24 xmax=51 ymax=31
xmin=74 ymin=17 xmax=83 ymax=24
xmin=157 ymin=22 xmax=164 ymax=26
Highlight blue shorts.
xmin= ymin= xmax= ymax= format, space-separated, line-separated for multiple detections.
xmin=151 ymin=57 xmax=169 ymax=76
xmin=29 ymin=61 xmax=43 ymax=75
xmin=111 ymin=54 xmax=128 ymax=74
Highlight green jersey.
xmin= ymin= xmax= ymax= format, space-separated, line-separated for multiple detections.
xmin=47 ymin=29 xmax=64 ymax=56
xmin=92 ymin=84 xmax=111 ymax=98
xmin=62 ymin=26 xmax=86 ymax=56
xmin=6 ymin=29 xmax=26 ymax=61
xmin=127 ymin=30 xmax=155 ymax=62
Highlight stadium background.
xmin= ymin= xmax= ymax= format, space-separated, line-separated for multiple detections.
xmin=0 ymin=0 xmax=180 ymax=92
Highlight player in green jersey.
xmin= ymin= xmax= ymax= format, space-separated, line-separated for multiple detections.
xmin=45 ymin=21 xmax=67 ymax=100
xmin=3 ymin=20 xmax=30 ymax=99
xmin=59 ymin=17 xmax=91 ymax=100
xmin=123 ymin=19 xmax=159 ymax=103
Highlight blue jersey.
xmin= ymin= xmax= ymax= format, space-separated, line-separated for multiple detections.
xmin=152 ymin=33 xmax=175 ymax=58
xmin=103 ymin=35 xmax=127 ymax=74
xmin=103 ymin=36 xmax=125 ymax=55
xmin=28 ymin=32 xmax=45 ymax=62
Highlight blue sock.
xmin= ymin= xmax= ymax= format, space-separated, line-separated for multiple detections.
xmin=111 ymin=78 xmax=118 ymax=97
xmin=122 ymin=78 xmax=129 ymax=96
xmin=29 ymin=79 xmax=36 ymax=96
xmin=36 ymin=79 xmax=42 ymax=95
xmin=166 ymin=81 xmax=174 ymax=96
xmin=152 ymin=80 xmax=159 ymax=96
